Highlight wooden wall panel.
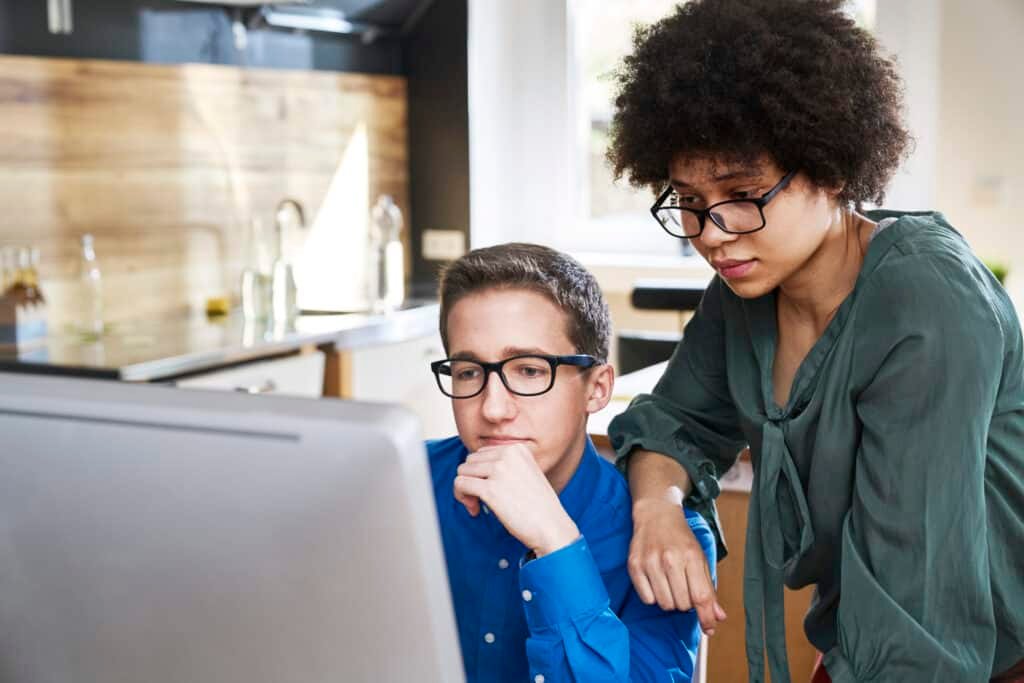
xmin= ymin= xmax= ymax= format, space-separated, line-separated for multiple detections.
xmin=0 ymin=55 xmax=407 ymax=325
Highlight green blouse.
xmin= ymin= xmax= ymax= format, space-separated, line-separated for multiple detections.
xmin=608 ymin=211 xmax=1024 ymax=682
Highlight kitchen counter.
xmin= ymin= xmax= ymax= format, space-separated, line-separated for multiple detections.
xmin=0 ymin=302 xmax=440 ymax=383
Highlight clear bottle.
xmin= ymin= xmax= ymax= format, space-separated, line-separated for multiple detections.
xmin=22 ymin=246 xmax=44 ymax=305
xmin=76 ymin=234 xmax=104 ymax=337
xmin=367 ymin=195 xmax=405 ymax=313
xmin=1 ymin=246 xmax=17 ymax=295
xmin=241 ymin=217 xmax=273 ymax=321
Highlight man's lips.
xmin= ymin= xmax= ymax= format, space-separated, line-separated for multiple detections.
xmin=712 ymin=259 xmax=756 ymax=279
xmin=479 ymin=436 xmax=530 ymax=446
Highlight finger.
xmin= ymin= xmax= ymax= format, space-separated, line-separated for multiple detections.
xmin=664 ymin=550 xmax=695 ymax=612
xmin=684 ymin=559 xmax=721 ymax=633
xmin=714 ymin=601 xmax=728 ymax=622
xmin=627 ymin=547 xmax=657 ymax=605
xmin=464 ymin=450 xmax=505 ymax=464
xmin=644 ymin=555 xmax=678 ymax=611
xmin=453 ymin=475 xmax=487 ymax=516
xmin=456 ymin=461 xmax=495 ymax=479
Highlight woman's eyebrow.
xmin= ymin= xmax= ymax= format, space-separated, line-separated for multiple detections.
xmin=670 ymin=169 xmax=763 ymax=189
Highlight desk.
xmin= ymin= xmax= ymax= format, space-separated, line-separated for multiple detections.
xmin=588 ymin=362 xmax=816 ymax=682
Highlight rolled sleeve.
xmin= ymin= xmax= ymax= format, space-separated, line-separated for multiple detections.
xmin=609 ymin=278 xmax=748 ymax=558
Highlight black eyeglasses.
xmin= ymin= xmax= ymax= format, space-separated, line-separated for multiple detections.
xmin=430 ymin=354 xmax=599 ymax=399
xmin=650 ymin=170 xmax=797 ymax=239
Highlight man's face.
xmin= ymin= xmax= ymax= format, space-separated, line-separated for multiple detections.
xmin=669 ymin=155 xmax=841 ymax=299
xmin=443 ymin=288 xmax=612 ymax=491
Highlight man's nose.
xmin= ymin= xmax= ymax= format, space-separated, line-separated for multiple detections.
xmin=479 ymin=371 xmax=517 ymax=422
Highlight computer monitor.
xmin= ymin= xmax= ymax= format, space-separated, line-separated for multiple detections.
xmin=0 ymin=372 xmax=465 ymax=683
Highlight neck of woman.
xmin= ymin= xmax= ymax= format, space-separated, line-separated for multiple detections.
xmin=777 ymin=208 xmax=875 ymax=335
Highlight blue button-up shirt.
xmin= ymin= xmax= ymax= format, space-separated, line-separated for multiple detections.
xmin=427 ymin=435 xmax=716 ymax=683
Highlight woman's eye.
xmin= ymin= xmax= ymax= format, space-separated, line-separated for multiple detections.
xmin=731 ymin=188 xmax=755 ymax=199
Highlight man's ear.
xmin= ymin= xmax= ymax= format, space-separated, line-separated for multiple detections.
xmin=584 ymin=363 xmax=615 ymax=415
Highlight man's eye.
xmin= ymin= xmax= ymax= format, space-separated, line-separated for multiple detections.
xmin=515 ymin=365 xmax=548 ymax=379
xmin=454 ymin=368 xmax=481 ymax=381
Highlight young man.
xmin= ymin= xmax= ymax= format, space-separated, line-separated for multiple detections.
xmin=426 ymin=242 xmax=716 ymax=683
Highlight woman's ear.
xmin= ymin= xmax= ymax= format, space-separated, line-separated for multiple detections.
xmin=584 ymin=364 xmax=616 ymax=415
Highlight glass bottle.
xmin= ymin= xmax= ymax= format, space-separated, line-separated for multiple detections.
xmin=367 ymin=195 xmax=405 ymax=313
xmin=241 ymin=217 xmax=273 ymax=321
xmin=76 ymin=234 xmax=104 ymax=337
xmin=1 ymin=246 xmax=17 ymax=295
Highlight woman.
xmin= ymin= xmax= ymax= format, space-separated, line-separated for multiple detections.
xmin=604 ymin=1 xmax=1024 ymax=682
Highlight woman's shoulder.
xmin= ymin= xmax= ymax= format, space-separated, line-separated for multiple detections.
xmin=854 ymin=211 xmax=1018 ymax=354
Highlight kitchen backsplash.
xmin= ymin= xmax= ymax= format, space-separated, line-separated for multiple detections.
xmin=0 ymin=54 xmax=408 ymax=327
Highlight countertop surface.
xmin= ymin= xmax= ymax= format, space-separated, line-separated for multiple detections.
xmin=0 ymin=302 xmax=440 ymax=382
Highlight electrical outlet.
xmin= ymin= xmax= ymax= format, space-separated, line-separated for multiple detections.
xmin=422 ymin=230 xmax=466 ymax=261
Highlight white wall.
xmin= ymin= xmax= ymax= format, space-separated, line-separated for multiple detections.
xmin=935 ymin=0 xmax=1024 ymax=304
xmin=873 ymin=0 xmax=943 ymax=211
xmin=467 ymin=0 xmax=576 ymax=249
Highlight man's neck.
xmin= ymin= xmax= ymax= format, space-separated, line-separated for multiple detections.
xmin=546 ymin=430 xmax=589 ymax=494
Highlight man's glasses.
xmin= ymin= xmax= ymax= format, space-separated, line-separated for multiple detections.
xmin=650 ymin=170 xmax=797 ymax=239
xmin=430 ymin=354 xmax=599 ymax=399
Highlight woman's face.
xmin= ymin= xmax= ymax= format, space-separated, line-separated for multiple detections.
xmin=667 ymin=155 xmax=841 ymax=299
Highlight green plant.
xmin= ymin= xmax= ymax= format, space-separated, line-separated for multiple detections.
xmin=983 ymin=260 xmax=1009 ymax=285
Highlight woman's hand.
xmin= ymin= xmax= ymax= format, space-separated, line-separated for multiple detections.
xmin=629 ymin=497 xmax=726 ymax=633
xmin=628 ymin=486 xmax=727 ymax=635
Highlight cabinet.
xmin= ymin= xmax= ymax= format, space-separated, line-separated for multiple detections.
xmin=174 ymin=351 xmax=326 ymax=399
xmin=346 ymin=333 xmax=457 ymax=440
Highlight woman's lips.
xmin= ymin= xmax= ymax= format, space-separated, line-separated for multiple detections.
xmin=713 ymin=259 xmax=756 ymax=279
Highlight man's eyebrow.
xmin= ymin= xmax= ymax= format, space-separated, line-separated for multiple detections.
xmin=447 ymin=347 xmax=555 ymax=362
xmin=501 ymin=346 xmax=553 ymax=357
xmin=670 ymin=169 xmax=764 ymax=189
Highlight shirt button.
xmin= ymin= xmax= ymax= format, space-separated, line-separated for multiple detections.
xmin=484 ymin=632 xmax=495 ymax=644
xmin=498 ymin=558 xmax=509 ymax=569
xmin=482 ymin=504 xmax=491 ymax=515
xmin=522 ymin=589 xmax=533 ymax=602
xmin=534 ymin=676 xmax=545 ymax=683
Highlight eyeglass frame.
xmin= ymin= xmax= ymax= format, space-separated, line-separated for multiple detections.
xmin=429 ymin=353 xmax=600 ymax=399
xmin=650 ymin=170 xmax=798 ymax=239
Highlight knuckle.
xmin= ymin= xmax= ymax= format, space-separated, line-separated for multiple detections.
xmin=660 ymin=548 xmax=679 ymax=568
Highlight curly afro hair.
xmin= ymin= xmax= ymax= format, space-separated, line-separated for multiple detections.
xmin=607 ymin=0 xmax=912 ymax=206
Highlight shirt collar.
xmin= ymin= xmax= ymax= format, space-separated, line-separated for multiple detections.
xmin=556 ymin=436 xmax=602 ymax=523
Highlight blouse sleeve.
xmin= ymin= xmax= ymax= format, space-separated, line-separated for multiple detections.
xmin=826 ymin=253 xmax=1008 ymax=682
xmin=608 ymin=277 xmax=749 ymax=556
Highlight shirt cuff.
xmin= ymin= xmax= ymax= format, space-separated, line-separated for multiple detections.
xmin=518 ymin=536 xmax=609 ymax=631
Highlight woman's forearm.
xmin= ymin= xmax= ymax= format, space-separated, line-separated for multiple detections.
xmin=626 ymin=449 xmax=692 ymax=505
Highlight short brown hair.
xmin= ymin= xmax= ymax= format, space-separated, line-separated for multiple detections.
xmin=438 ymin=243 xmax=611 ymax=363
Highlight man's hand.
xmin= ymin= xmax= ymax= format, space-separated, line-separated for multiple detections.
xmin=628 ymin=496 xmax=727 ymax=635
xmin=454 ymin=444 xmax=579 ymax=557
